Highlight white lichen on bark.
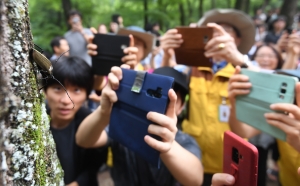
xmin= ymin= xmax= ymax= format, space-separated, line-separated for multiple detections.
xmin=0 ymin=0 xmax=64 ymax=185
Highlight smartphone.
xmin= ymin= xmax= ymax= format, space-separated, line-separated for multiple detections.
xmin=236 ymin=69 xmax=298 ymax=141
xmin=72 ymin=17 xmax=80 ymax=24
xmin=223 ymin=131 xmax=258 ymax=186
xmin=109 ymin=68 xmax=174 ymax=168
xmin=92 ymin=34 xmax=130 ymax=75
xmin=286 ymin=28 xmax=293 ymax=35
xmin=174 ymin=26 xmax=213 ymax=67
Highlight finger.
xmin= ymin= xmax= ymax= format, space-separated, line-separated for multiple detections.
xmin=229 ymin=74 xmax=249 ymax=84
xmin=228 ymin=82 xmax=252 ymax=90
xmin=266 ymin=118 xmax=300 ymax=139
xmin=165 ymin=89 xmax=177 ymax=118
xmin=147 ymin=112 xmax=176 ymax=132
xmin=124 ymin=47 xmax=138 ymax=54
xmin=102 ymin=82 xmax=118 ymax=103
xmin=87 ymin=43 xmax=97 ymax=50
xmin=211 ymin=173 xmax=235 ymax=186
xmin=270 ymin=103 xmax=300 ymax=120
xmin=298 ymin=167 xmax=300 ymax=176
xmin=234 ymin=66 xmax=241 ymax=75
xmin=160 ymin=34 xmax=183 ymax=41
xmin=265 ymin=113 xmax=300 ymax=128
xmin=90 ymin=27 xmax=98 ymax=34
xmin=120 ymin=64 xmax=130 ymax=69
xmin=110 ymin=66 xmax=123 ymax=80
xmin=129 ymin=34 xmax=134 ymax=47
xmin=144 ymin=135 xmax=170 ymax=152
xmin=205 ymin=35 xmax=233 ymax=50
xmin=107 ymin=72 xmax=120 ymax=90
xmin=296 ymin=83 xmax=300 ymax=107
xmin=148 ymin=124 xmax=173 ymax=142
xmin=87 ymin=34 xmax=95 ymax=44
xmin=207 ymin=22 xmax=228 ymax=36
xmin=88 ymin=50 xmax=97 ymax=56
xmin=121 ymin=54 xmax=136 ymax=62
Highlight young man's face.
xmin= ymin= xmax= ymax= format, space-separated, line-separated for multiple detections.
xmin=54 ymin=39 xmax=70 ymax=56
xmin=45 ymin=83 xmax=87 ymax=123
xmin=68 ymin=15 xmax=82 ymax=30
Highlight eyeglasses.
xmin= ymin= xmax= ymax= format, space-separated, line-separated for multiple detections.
xmin=255 ymin=54 xmax=277 ymax=59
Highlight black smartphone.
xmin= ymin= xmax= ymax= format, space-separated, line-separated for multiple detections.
xmin=92 ymin=34 xmax=130 ymax=75
xmin=286 ymin=28 xmax=293 ymax=35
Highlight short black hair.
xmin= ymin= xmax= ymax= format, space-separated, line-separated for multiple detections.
xmin=43 ymin=56 xmax=94 ymax=97
xmin=173 ymin=83 xmax=188 ymax=106
xmin=112 ymin=14 xmax=121 ymax=24
xmin=50 ymin=36 xmax=65 ymax=53
xmin=68 ymin=10 xmax=82 ymax=19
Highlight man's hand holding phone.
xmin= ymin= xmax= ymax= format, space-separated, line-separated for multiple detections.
xmin=87 ymin=28 xmax=138 ymax=69
xmin=100 ymin=64 xmax=178 ymax=153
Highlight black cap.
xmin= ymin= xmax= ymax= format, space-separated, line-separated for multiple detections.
xmin=153 ymin=67 xmax=189 ymax=94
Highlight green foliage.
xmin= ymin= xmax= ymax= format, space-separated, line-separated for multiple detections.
xmin=29 ymin=0 xmax=284 ymax=54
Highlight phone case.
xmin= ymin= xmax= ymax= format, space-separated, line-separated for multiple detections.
xmin=174 ymin=26 xmax=213 ymax=67
xmin=236 ymin=69 xmax=298 ymax=141
xmin=109 ymin=68 xmax=174 ymax=167
xmin=223 ymin=131 xmax=258 ymax=186
xmin=92 ymin=34 xmax=130 ymax=75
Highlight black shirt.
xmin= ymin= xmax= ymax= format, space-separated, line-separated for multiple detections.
xmin=49 ymin=106 xmax=108 ymax=185
xmin=109 ymin=130 xmax=201 ymax=186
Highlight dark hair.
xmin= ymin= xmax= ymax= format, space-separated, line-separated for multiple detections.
xmin=173 ymin=83 xmax=188 ymax=106
xmin=112 ymin=14 xmax=121 ymax=24
xmin=43 ymin=56 xmax=94 ymax=97
xmin=68 ymin=10 xmax=82 ymax=19
xmin=251 ymin=44 xmax=284 ymax=69
xmin=50 ymin=36 xmax=65 ymax=53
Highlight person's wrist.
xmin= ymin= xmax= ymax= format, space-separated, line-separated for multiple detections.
xmin=231 ymin=52 xmax=245 ymax=67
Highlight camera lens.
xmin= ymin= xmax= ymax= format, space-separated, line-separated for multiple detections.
xmin=232 ymin=147 xmax=239 ymax=164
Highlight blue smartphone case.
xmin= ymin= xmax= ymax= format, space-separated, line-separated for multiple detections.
xmin=109 ymin=69 xmax=174 ymax=168
xmin=236 ymin=69 xmax=298 ymax=141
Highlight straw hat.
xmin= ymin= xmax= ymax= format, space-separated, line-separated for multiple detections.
xmin=198 ymin=9 xmax=255 ymax=54
xmin=117 ymin=26 xmax=155 ymax=60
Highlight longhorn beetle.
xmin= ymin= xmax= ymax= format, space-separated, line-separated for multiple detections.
xmin=29 ymin=44 xmax=75 ymax=109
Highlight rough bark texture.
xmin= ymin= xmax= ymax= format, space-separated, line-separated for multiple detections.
xmin=0 ymin=0 xmax=63 ymax=185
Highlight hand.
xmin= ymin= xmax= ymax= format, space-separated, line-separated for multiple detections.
xmin=160 ymin=29 xmax=183 ymax=57
xmin=264 ymin=83 xmax=300 ymax=152
xmin=211 ymin=173 xmax=235 ymax=186
xmin=122 ymin=35 xmax=138 ymax=69
xmin=99 ymin=64 xmax=130 ymax=115
xmin=72 ymin=22 xmax=83 ymax=33
xmin=287 ymin=31 xmax=300 ymax=55
xmin=87 ymin=27 xmax=98 ymax=56
xmin=145 ymin=89 xmax=178 ymax=153
xmin=205 ymin=23 xmax=244 ymax=66
xmin=228 ymin=66 xmax=252 ymax=105
xmin=276 ymin=31 xmax=288 ymax=52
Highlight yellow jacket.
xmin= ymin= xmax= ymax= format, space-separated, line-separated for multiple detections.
xmin=277 ymin=140 xmax=300 ymax=186
xmin=182 ymin=64 xmax=235 ymax=174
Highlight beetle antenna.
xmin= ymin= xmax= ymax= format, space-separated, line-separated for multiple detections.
xmin=53 ymin=49 xmax=69 ymax=66
xmin=51 ymin=75 xmax=75 ymax=109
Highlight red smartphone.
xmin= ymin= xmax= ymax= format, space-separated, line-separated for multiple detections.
xmin=223 ymin=131 xmax=258 ymax=186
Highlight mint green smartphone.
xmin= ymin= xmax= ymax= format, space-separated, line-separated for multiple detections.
xmin=235 ymin=69 xmax=298 ymax=141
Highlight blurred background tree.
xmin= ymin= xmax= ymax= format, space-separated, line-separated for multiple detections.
xmin=29 ymin=0 xmax=299 ymax=52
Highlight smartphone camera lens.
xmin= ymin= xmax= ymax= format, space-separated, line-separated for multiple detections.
xmin=232 ymin=147 xmax=239 ymax=164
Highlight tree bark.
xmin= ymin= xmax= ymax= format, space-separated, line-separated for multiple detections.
xmin=186 ymin=0 xmax=193 ymax=22
xmin=0 ymin=0 xmax=63 ymax=185
xmin=61 ymin=0 xmax=72 ymax=24
xmin=280 ymin=0 xmax=298 ymax=28
xmin=178 ymin=3 xmax=185 ymax=26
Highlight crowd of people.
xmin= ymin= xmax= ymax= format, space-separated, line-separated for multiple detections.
xmin=43 ymin=7 xmax=300 ymax=186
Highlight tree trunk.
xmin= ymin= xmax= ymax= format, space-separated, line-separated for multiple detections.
xmin=245 ymin=0 xmax=250 ymax=14
xmin=186 ymin=0 xmax=193 ymax=22
xmin=198 ymin=0 xmax=204 ymax=18
xmin=211 ymin=0 xmax=216 ymax=9
xmin=280 ymin=0 xmax=298 ymax=28
xmin=234 ymin=0 xmax=248 ymax=12
xmin=61 ymin=0 xmax=72 ymax=24
xmin=0 ymin=0 xmax=63 ymax=185
xmin=178 ymin=3 xmax=185 ymax=26
xmin=227 ymin=0 xmax=231 ymax=8
xmin=144 ymin=0 xmax=148 ymax=30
